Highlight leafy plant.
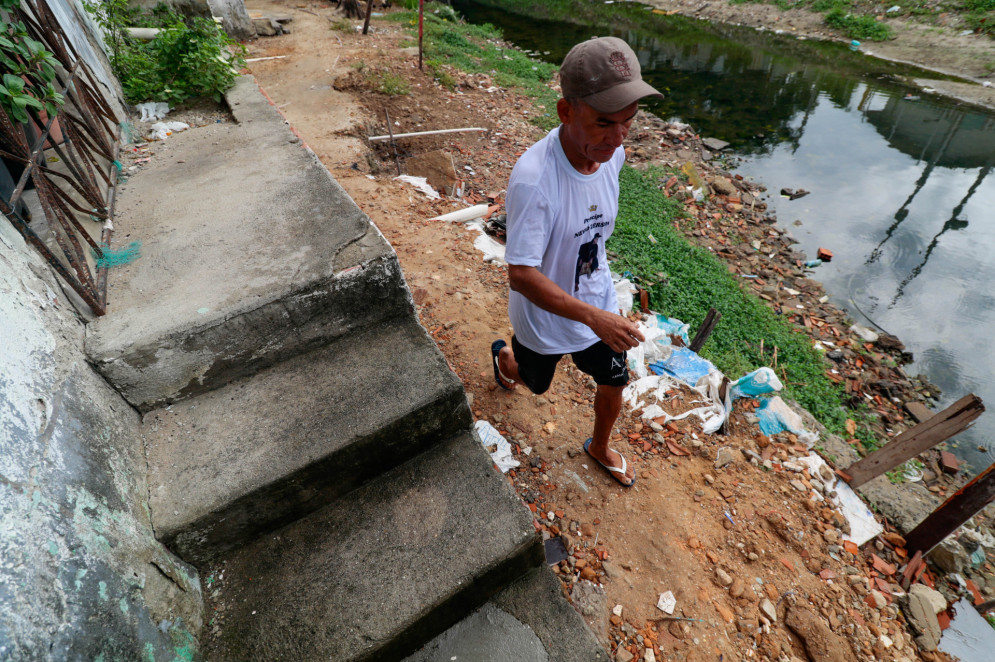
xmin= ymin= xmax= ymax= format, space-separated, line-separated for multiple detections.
xmin=82 ymin=1 xmax=245 ymax=104
xmin=373 ymin=70 xmax=410 ymax=95
xmin=0 ymin=2 xmax=65 ymax=124
xmin=824 ymin=8 xmax=895 ymax=40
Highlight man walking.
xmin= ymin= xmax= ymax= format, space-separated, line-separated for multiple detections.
xmin=491 ymin=37 xmax=662 ymax=487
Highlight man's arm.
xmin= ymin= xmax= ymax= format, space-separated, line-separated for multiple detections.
xmin=509 ymin=264 xmax=645 ymax=353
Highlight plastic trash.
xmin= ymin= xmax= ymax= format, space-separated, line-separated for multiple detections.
xmin=849 ymin=40 xmax=861 ymax=51
xmin=614 ymin=277 xmax=636 ymax=316
xmin=886 ymin=5 xmax=901 ymax=11
xmin=729 ymin=367 xmax=783 ymax=400
xmin=653 ymin=313 xmax=690 ymax=346
xmin=147 ymin=121 xmax=188 ymax=140
xmin=804 ymin=259 xmax=822 ymax=268
xmin=755 ymin=396 xmax=804 ymax=436
xmin=474 ymin=420 xmax=519 ymax=473
xmin=649 ymin=346 xmax=715 ymax=386
xmin=137 ymin=101 xmax=170 ymax=122
xmin=656 ymin=591 xmax=676 ymax=614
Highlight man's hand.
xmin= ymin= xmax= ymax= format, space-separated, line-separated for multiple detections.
xmin=587 ymin=307 xmax=645 ymax=353
xmin=509 ymin=265 xmax=645 ymax=352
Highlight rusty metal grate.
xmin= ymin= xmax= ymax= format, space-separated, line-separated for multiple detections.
xmin=1 ymin=0 xmax=121 ymax=315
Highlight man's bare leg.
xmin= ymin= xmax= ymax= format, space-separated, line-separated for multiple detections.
xmin=586 ymin=384 xmax=634 ymax=485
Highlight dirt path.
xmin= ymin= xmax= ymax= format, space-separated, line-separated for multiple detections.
xmin=232 ymin=3 xmax=982 ymax=660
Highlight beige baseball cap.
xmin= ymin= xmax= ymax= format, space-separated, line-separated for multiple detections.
xmin=560 ymin=37 xmax=663 ymax=113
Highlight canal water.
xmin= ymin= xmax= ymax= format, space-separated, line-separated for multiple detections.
xmin=454 ymin=0 xmax=995 ymax=474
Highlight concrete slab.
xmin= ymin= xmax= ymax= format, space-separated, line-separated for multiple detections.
xmin=145 ymin=316 xmax=470 ymax=564
xmin=403 ymin=568 xmax=608 ymax=662
xmin=206 ymin=431 xmax=543 ymax=662
xmin=86 ymin=75 xmax=409 ymax=411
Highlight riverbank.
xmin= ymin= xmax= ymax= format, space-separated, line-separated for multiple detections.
xmin=225 ymin=2 xmax=995 ymax=658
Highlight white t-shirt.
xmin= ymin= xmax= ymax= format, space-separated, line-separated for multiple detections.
xmin=504 ymin=125 xmax=623 ymax=355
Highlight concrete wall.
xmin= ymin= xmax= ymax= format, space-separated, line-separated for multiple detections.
xmin=0 ymin=221 xmax=204 ymax=660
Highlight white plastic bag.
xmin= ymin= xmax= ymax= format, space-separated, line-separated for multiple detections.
xmin=137 ymin=101 xmax=170 ymax=122
xmin=474 ymin=420 xmax=519 ymax=473
xmin=147 ymin=121 xmax=189 ymax=141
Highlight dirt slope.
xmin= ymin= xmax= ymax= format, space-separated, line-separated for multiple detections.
xmin=218 ymin=3 xmax=993 ymax=660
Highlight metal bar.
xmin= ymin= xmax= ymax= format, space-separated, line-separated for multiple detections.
xmin=35 ymin=178 xmax=97 ymax=291
xmin=96 ymin=136 xmax=121 ymax=308
xmin=43 ymin=181 xmax=104 ymax=253
xmin=844 ymin=394 xmax=985 ymax=488
xmin=0 ymin=198 xmax=104 ymax=314
xmin=54 ymin=118 xmax=102 ymax=192
xmin=904 ymin=461 xmax=995 ymax=557
xmin=7 ymin=61 xmax=82 ymax=208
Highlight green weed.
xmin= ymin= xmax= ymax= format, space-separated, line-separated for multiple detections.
xmin=611 ymin=167 xmax=851 ymax=436
xmin=373 ymin=70 xmax=410 ymax=95
xmin=825 ymin=8 xmax=895 ymax=40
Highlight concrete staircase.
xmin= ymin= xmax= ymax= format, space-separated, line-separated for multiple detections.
xmin=86 ymin=76 xmax=605 ymax=660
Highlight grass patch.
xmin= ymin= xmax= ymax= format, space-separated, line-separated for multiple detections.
xmin=825 ymin=8 xmax=895 ymax=40
xmin=611 ymin=167 xmax=852 ymax=437
xmin=329 ymin=18 xmax=355 ymax=32
xmin=386 ymin=4 xmax=560 ymax=128
xmin=373 ymin=70 xmax=411 ymax=95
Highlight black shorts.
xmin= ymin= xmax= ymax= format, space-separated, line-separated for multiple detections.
xmin=511 ymin=336 xmax=628 ymax=395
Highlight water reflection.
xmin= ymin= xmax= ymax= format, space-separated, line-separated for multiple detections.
xmin=454 ymin=1 xmax=995 ymax=472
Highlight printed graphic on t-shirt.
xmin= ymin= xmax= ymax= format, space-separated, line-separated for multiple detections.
xmin=574 ymin=232 xmax=601 ymax=292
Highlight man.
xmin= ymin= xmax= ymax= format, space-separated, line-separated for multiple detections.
xmin=491 ymin=37 xmax=662 ymax=487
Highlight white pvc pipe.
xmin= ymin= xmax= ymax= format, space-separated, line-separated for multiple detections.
xmin=430 ymin=204 xmax=491 ymax=223
xmin=368 ymin=127 xmax=487 ymax=142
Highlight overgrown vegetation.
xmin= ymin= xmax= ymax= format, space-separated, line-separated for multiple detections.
xmin=0 ymin=0 xmax=64 ymax=124
xmin=382 ymin=2 xmax=896 ymax=447
xmin=385 ymin=5 xmax=560 ymax=128
xmin=824 ymin=8 xmax=895 ymax=41
xmin=83 ymin=0 xmax=244 ymax=104
xmin=611 ymin=167 xmax=856 ymax=440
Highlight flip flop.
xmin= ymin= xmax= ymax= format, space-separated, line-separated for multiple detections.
xmin=583 ymin=438 xmax=635 ymax=487
xmin=491 ymin=339 xmax=516 ymax=390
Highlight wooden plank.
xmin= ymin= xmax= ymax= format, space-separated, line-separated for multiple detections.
xmin=905 ymin=462 xmax=995 ymax=557
xmin=689 ymin=307 xmax=722 ymax=353
xmin=904 ymin=401 xmax=934 ymax=424
xmin=844 ymin=394 xmax=984 ymax=488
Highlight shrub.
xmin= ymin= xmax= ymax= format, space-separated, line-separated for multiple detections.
xmin=825 ymin=8 xmax=895 ymax=41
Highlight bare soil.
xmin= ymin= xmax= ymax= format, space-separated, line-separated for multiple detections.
xmin=216 ymin=2 xmax=995 ymax=660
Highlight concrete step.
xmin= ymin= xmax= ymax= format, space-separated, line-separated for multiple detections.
xmin=205 ymin=431 xmax=543 ymax=662
xmin=402 ymin=567 xmax=608 ymax=661
xmin=144 ymin=316 xmax=470 ymax=565
xmin=86 ymin=75 xmax=409 ymax=412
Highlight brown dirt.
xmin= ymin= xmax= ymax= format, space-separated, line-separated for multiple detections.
xmin=224 ymin=2 xmax=989 ymax=660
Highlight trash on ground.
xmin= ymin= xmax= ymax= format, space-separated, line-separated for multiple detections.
xmin=430 ymin=203 xmax=489 ymax=222
xmin=795 ymin=453 xmax=883 ymax=546
xmin=147 ymin=121 xmax=188 ymax=140
xmin=136 ymin=101 xmax=170 ymax=122
xmin=474 ymin=420 xmax=519 ymax=473
xmin=755 ymin=395 xmax=804 ymax=436
xmin=544 ymin=537 xmax=569 ymax=565
xmin=939 ymin=598 xmax=995 ymax=659
xmin=849 ymin=323 xmax=879 ymax=343
xmin=396 ymin=175 xmax=441 ymax=200
xmin=465 ymin=217 xmax=505 ymax=264
xmin=656 ymin=590 xmax=676 ymax=614
xmin=729 ymin=366 xmax=783 ymax=399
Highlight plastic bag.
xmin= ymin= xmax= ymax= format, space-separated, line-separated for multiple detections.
xmin=649 ymin=346 xmax=714 ymax=385
xmin=614 ymin=277 xmax=636 ymax=316
xmin=137 ymin=101 xmax=170 ymax=122
xmin=755 ymin=396 xmax=804 ymax=436
xmin=147 ymin=121 xmax=189 ymax=141
xmin=474 ymin=420 xmax=519 ymax=473
xmin=730 ymin=367 xmax=783 ymax=400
